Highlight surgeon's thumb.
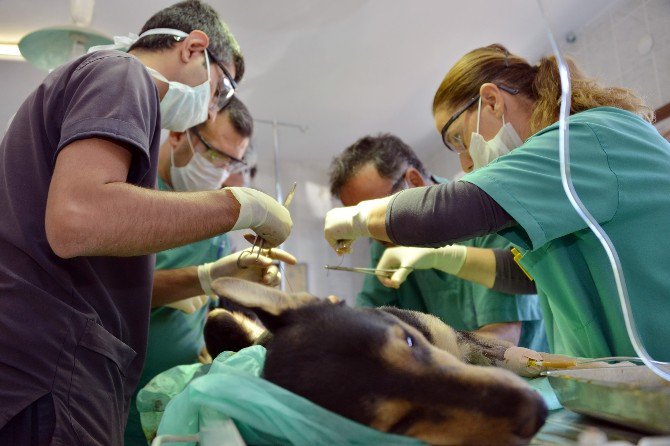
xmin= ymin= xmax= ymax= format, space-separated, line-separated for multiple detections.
xmin=383 ymin=268 xmax=411 ymax=289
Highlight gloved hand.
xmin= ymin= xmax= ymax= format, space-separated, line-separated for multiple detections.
xmin=166 ymin=295 xmax=210 ymax=314
xmin=376 ymin=245 xmax=467 ymax=289
xmin=323 ymin=196 xmax=391 ymax=254
xmin=197 ymin=247 xmax=298 ymax=297
xmin=225 ymin=187 xmax=293 ymax=247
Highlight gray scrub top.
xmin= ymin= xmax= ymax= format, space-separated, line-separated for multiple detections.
xmin=0 ymin=50 xmax=161 ymax=443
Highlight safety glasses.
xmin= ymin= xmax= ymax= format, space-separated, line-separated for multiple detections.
xmin=191 ymin=126 xmax=246 ymax=170
xmin=206 ymin=49 xmax=237 ymax=110
xmin=390 ymin=170 xmax=408 ymax=193
xmin=440 ymin=84 xmax=519 ymax=153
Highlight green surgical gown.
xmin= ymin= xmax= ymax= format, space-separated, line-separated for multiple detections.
xmin=358 ymin=237 xmax=547 ymax=351
xmin=463 ymin=107 xmax=670 ymax=360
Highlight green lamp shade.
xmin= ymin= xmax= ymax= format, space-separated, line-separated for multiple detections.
xmin=18 ymin=25 xmax=112 ymax=72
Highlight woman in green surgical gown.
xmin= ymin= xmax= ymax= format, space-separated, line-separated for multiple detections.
xmin=324 ymin=44 xmax=669 ymax=361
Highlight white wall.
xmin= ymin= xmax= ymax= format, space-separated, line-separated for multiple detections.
xmin=557 ymin=0 xmax=670 ymax=111
xmin=0 ymin=60 xmax=44 ymax=138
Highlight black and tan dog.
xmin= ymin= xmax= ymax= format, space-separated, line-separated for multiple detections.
xmin=205 ymin=278 xmax=549 ymax=445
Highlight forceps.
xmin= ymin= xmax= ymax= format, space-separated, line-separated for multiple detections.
xmin=323 ymin=265 xmax=413 ymax=278
xmin=248 ymin=182 xmax=297 ymax=260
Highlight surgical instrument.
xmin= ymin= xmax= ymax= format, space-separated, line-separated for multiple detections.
xmin=323 ymin=264 xmax=412 ymax=278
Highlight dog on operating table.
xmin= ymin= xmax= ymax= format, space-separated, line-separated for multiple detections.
xmin=204 ymin=278 xmax=549 ymax=445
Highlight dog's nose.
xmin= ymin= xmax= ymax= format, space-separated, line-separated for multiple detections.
xmin=513 ymin=390 xmax=548 ymax=440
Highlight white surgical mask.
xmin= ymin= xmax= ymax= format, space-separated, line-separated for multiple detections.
xmin=170 ymin=131 xmax=230 ymax=191
xmin=145 ymin=51 xmax=211 ymax=132
xmin=89 ymin=28 xmax=212 ymax=132
xmin=469 ymin=97 xmax=523 ymax=170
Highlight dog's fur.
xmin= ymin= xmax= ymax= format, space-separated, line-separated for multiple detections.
xmin=206 ymin=278 xmax=548 ymax=445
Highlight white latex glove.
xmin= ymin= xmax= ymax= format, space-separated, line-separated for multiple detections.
xmin=377 ymin=245 xmax=467 ymax=288
xmin=225 ymin=187 xmax=293 ymax=247
xmin=166 ymin=295 xmax=210 ymax=314
xmin=323 ymin=196 xmax=390 ymax=254
xmin=197 ymin=247 xmax=298 ymax=296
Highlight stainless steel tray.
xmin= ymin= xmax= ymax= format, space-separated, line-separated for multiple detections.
xmin=546 ymin=365 xmax=670 ymax=434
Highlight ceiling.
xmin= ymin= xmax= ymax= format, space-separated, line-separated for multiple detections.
xmin=1 ymin=0 xmax=612 ymax=171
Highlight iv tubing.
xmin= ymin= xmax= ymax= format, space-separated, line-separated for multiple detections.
xmin=536 ymin=1 xmax=670 ymax=381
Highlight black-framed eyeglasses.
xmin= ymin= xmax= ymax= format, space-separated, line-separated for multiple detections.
xmin=390 ymin=170 xmax=408 ymax=193
xmin=440 ymin=84 xmax=519 ymax=153
xmin=206 ymin=49 xmax=237 ymax=110
xmin=191 ymin=126 xmax=247 ymax=170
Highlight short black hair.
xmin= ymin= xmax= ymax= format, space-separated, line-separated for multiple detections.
xmin=329 ymin=134 xmax=429 ymax=198
xmin=129 ymin=0 xmax=244 ymax=82
xmin=222 ymin=96 xmax=253 ymax=138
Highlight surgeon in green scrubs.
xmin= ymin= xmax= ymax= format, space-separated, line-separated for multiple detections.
xmin=324 ymin=44 xmax=669 ymax=361
xmin=125 ymin=98 xmax=296 ymax=445
xmin=329 ymin=134 xmax=547 ymax=351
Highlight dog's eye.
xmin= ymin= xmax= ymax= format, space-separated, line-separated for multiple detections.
xmin=406 ymin=335 xmax=414 ymax=347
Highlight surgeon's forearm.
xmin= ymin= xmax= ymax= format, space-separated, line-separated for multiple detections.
xmin=456 ymin=247 xmax=537 ymax=294
xmin=152 ymin=268 xmax=205 ymax=307
xmin=48 ymin=182 xmax=239 ymax=258
xmin=46 ymin=137 xmax=242 ymax=258
xmin=367 ymin=202 xmax=392 ymax=243
xmin=454 ymin=247 xmax=496 ymax=288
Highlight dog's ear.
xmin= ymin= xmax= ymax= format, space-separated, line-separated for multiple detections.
xmin=211 ymin=277 xmax=320 ymax=331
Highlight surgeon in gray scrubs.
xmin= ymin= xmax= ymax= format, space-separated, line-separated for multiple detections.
xmin=0 ymin=1 xmax=292 ymax=444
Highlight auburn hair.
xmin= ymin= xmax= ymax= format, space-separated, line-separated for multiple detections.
xmin=432 ymin=44 xmax=653 ymax=134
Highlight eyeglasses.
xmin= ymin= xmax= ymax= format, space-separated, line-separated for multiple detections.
xmin=390 ymin=170 xmax=408 ymax=193
xmin=440 ymin=84 xmax=519 ymax=153
xmin=191 ymin=126 xmax=247 ymax=170
xmin=206 ymin=49 xmax=237 ymax=110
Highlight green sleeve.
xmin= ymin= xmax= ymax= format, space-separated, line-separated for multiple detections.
xmin=463 ymin=120 xmax=618 ymax=250
xmin=355 ymin=242 xmax=399 ymax=308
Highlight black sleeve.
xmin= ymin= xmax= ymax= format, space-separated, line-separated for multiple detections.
xmin=386 ymin=180 xmax=516 ymax=247
xmin=491 ymin=249 xmax=537 ymax=294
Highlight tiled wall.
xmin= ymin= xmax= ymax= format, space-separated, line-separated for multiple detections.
xmin=559 ymin=0 xmax=670 ymax=111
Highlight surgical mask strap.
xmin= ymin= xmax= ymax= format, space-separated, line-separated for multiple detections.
xmin=476 ymin=97 xmax=482 ymax=134
xmin=477 ymin=95 xmax=507 ymax=136
xmin=88 ymin=28 xmax=189 ymax=53
xmin=138 ymin=46 xmax=210 ymax=86
xmin=170 ymin=131 xmax=196 ymax=167
xmin=185 ymin=130 xmax=196 ymax=154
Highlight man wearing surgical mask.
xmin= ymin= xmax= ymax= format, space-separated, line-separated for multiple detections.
xmin=0 ymin=1 xmax=292 ymax=444
xmin=124 ymin=96 xmax=297 ymax=445
xmin=329 ymin=134 xmax=546 ymax=350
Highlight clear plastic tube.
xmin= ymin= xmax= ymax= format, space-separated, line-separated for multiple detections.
xmin=536 ymin=1 xmax=670 ymax=381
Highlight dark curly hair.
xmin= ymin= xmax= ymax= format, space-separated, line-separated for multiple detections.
xmin=129 ymin=0 xmax=244 ymax=82
xmin=329 ymin=134 xmax=429 ymax=199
